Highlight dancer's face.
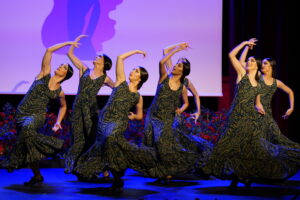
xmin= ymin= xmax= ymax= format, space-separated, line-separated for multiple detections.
xmin=261 ymin=59 xmax=272 ymax=74
xmin=55 ymin=64 xmax=69 ymax=77
xmin=129 ymin=67 xmax=141 ymax=83
xmin=93 ymin=55 xmax=104 ymax=66
xmin=245 ymin=56 xmax=258 ymax=72
xmin=171 ymin=60 xmax=184 ymax=75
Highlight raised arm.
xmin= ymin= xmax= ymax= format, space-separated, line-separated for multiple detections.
xmin=163 ymin=42 xmax=189 ymax=72
xmin=228 ymin=39 xmax=256 ymax=83
xmin=186 ymin=80 xmax=201 ymax=123
xmin=115 ymin=50 xmax=146 ymax=87
xmin=37 ymin=41 xmax=79 ymax=80
xmin=67 ymin=35 xmax=88 ymax=77
xmin=128 ymin=95 xmax=144 ymax=120
xmin=104 ymin=76 xmax=115 ymax=89
xmin=277 ymin=80 xmax=294 ymax=119
xmin=159 ymin=44 xmax=188 ymax=83
xmin=52 ymin=91 xmax=67 ymax=132
xmin=239 ymin=38 xmax=257 ymax=68
xmin=176 ymin=86 xmax=189 ymax=116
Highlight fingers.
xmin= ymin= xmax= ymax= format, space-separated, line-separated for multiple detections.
xmin=248 ymin=38 xmax=258 ymax=43
xmin=258 ymin=110 xmax=265 ymax=115
xmin=282 ymin=112 xmax=291 ymax=119
xmin=137 ymin=50 xmax=147 ymax=57
xmin=128 ymin=112 xmax=135 ymax=120
xmin=76 ymin=35 xmax=88 ymax=41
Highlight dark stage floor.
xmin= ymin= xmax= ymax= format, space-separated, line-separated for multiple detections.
xmin=0 ymin=168 xmax=299 ymax=200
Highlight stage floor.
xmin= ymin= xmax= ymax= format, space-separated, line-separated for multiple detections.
xmin=1 ymin=168 xmax=299 ymax=200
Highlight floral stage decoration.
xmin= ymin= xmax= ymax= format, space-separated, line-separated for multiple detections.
xmin=1 ymin=103 xmax=228 ymax=159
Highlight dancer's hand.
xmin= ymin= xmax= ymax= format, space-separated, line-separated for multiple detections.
xmin=282 ymin=108 xmax=293 ymax=119
xmin=246 ymin=38 xmax=258 ymax=50
xmin=71 ymin=35 xmax=88 ymax=48
xmin=175 ymin=108 xmax=182 ymax=116
xmin=179 ymin=42 xmax=190 ymax=50
xmin=128 ymin=112 xmax=136 ymax=120
xmin=177 ymin=42 xmax=190 ymax=51
xmin=135 ymin=50 xmax=147 ymax=57
xmin=52 ymin=122 xmax=62 ymax=132
xmin=191 ymin=112 xmax=200 ymax=123
xmin=75 ymin=35 xmax=88 ymax=42
xmin=255 ymin=103 xmax=265 ymax=115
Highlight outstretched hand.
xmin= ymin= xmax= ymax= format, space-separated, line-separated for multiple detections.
xmin=191 ymin=112 xmax=200 ymax=124
xmin=52 ymin=122 xmax=62 ymax=132
xmin=255 ymin=103 xmax=265 ymax=115
xmin=246 ymin=38 xmax=258 ymax=50
xmin=71 ymin=35 xmax=88 ymax=48
xmin=128 ymin=112 xmax=136 ymax=120
xmin=135 ymin=50 xmax=147 ymax=57
xmin=282 ymin=108 xmax=293 ymax=119
xmin=75 ymin=35 xmax=88 ymax=42
xmin=175 ymin=108 xmax=182 ymax=116
xmin=178 ymin=42 xmax=190 ymax=51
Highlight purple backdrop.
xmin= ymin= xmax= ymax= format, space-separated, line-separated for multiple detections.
xmin=0 ymin=0 xmax=222 ymax=96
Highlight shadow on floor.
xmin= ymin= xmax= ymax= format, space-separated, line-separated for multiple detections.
xmin=78 ymin=187 xmax=159 ymax=198
xmin=146 ymin=180 xmax=200 ymax=187
xmin=197 ymin=186 xmax=300 ymax=197
xmin=5 ymin=184 xmax=64 ymax=194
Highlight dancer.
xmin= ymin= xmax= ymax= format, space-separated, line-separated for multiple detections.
xmin=64 ymin=35 xmax=114 ymax=179
xmin=142 ymin=43 xmax=202 ymax=183
xmin=0 ymin=41 xmax=75 ymax=186
xmin=163 ymin=42 xmax=201 ymax=122
xmin=251 ymin=57 xmax=300 ymax=181
xmin=162 ymin=43 xmax=212 ymax=177
xmin=201 ymin=38 xmax=263 ymax=189
xmin=74 ymin=50 xmax=154 ymax=192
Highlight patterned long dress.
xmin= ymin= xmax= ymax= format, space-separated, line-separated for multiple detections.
xmin=142 ymin=77 xmax=200 ymax=178
xmin=73 ymin=81 xmax=156 ymax=179
xmin=202 ymin=74 xmax=300 ymax=183
xmin=173 ymin=78 xmax=212 ymax=166
xmin=1 ymin=75 xmax=63 ymax=171
xmin=64 ymin=68 xmax=106 ymax=173
xmin=201 ymin=75 xmax=261 ymax=182
xmin=256 ymin=78 xmax=300 ymax=180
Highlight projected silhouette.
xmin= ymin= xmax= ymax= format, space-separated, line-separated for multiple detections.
xmin=42 ymin=0 xmax=123 ymax=60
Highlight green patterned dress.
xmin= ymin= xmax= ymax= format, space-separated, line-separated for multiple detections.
xmin=73 ymin=81 xmax=156 ymax=179
xmin=173 ymin=78 xmax=213 ymax=166
xmin=1 ymin=75 xmax=63 ymax=171
xmin=64 ymin=68 xmax=106 ymax=173
xmin=256 ymin=77 xmax=300 ymax=180
xmin=202 ymin=74 xmax=261 ymax=182
xmin=202 ymin=74 xmax=300 ymax=183
xmin=142 ymin=77 xmax=200 ymax=178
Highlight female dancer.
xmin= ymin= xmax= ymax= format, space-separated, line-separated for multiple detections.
xmin=250 ymin=56 xmax=300 ymax=182
xmin=201 ymin=38 xmax=263 ymax=189
xmin=235 ymin=42 xmax=300 ymax=187
xmin=142 ymin=43 xmax=201 ymax=183
xmin=0 ymin=41 xmax=75 ymax=186
xmin=64 ymin=35 xmax=114 ymax=177
xmin=162 ymin=43 xmax=212 ymax=177
xmin=74 ymin=50 xmax=154 ymax=192
xmin=163 ymin=42 xmax=201 ymax=122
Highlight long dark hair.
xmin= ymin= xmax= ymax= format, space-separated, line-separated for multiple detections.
xmin=251 ymin=56 xmax=262 ymax=81
xmin=180 ymin=58 xmax=190 ymax=83
xmin=137 ymin=66 xmax=148 ymax=90
xmin=60 ymin=64 xmax=74 ymax=83
xmin=264 ymin=58 xmax=276 ymax=78
xmin=102 ymin=54 xmax=112 ymax=73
